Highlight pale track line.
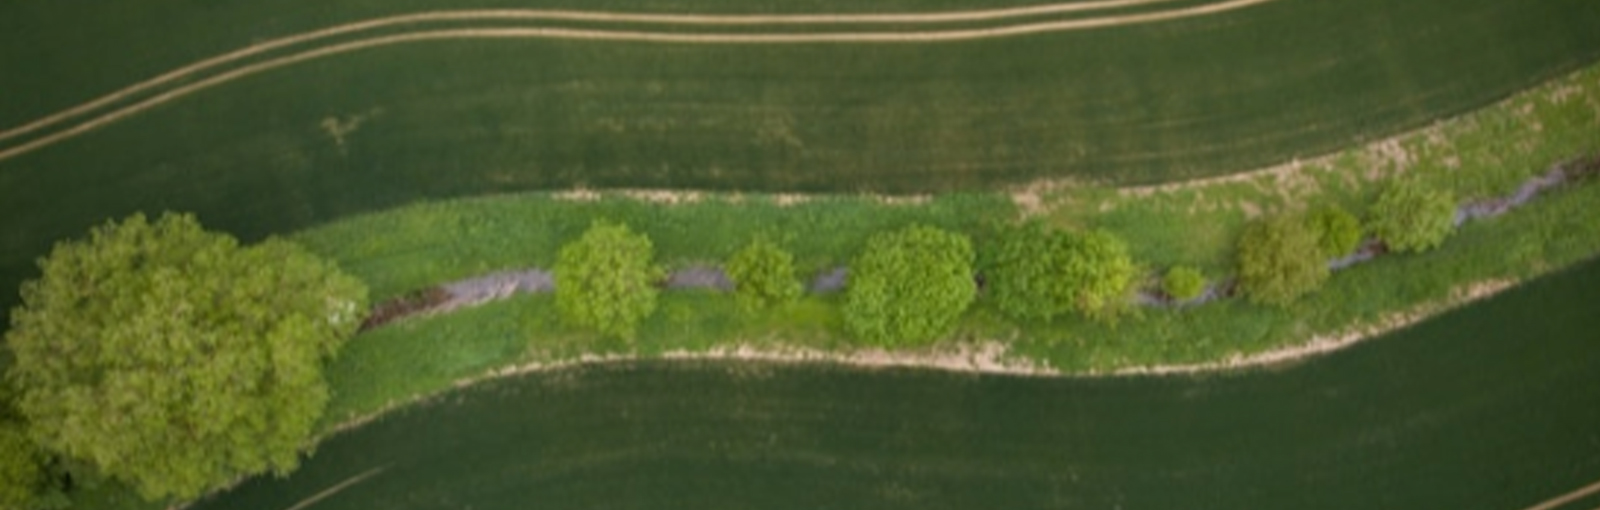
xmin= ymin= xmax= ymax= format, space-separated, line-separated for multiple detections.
xmin=281 ymin=466 xmax=387 ymax=510
xmin=0 ymin=0 xmax=1279 ymax=163
xmin=1519 ymin=477 xmax=1600 ymax=510
xmin=0 ymin=0 xmax=1185 ymax=144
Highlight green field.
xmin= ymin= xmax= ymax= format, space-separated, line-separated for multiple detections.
xmin=3 ymin=0 xmax=1599 ymax=320
xmin=5 ymin=1 xmax=1600 ymax=508
xmin=188 ymin=257 xmax=1600 ymax=510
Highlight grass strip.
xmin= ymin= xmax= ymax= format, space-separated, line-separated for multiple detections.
xmin=305 ymin=64 xmax=1600 ymax=429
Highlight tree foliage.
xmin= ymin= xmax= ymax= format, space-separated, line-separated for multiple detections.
xmin=1237 ymin=214 xmax=1329 ymax=307
xmin=1368 ymin=180 xmax=1457 ymax=253
xmin=0 ymin=422 xmax=49 ymax=510
xmin=4 ymin=213 xmax=368 ymax=501
xmin=1308 ymin=206 xmax=1363 ymax=258
xmin=1163 ymin=266 xmax=1207 ymax=302
xmin=726 ymin=238 xmax=802 ymax=311
xmin=986 ymin=223 xmax=1137 ymax=322
xmin=844 ymin=225 xmax=975 ymax=346
xmin=555 ymin=221 xmax=662 ymax=339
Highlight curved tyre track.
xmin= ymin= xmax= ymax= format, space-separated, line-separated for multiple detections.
xmin=0 ymin=0 xmax=1278 ymax=162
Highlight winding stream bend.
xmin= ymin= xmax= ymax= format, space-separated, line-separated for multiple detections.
xmin=193 ymin=258 xmax=1600 ymax=510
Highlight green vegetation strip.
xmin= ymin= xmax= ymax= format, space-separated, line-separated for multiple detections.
xmin=298 ymin=64 xmax=1600 ymax=426
xmin=195 ymin=256 xmax=1600 ymax=510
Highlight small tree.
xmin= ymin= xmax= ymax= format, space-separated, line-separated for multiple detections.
xmin=1064 ymin=231 xmax=1139 ymax=321
xmin=5 ymin=213 xmax=367 ymax=501
xmin=1368 ymin=180 xmax=1457 ymax=253
xmin=1237 ymin=214 xmax=1329 ymax=307
xmin=985 ymin=223 xmax=1136 ymax=322
xmin=726 ymin=238 xmax=802 ymax=311
xmin=1307 ymin=206 xmax=1363 ymax=258
xmin=1163 ymin=266 xmax=1207 ymax=301
xmin=844 ymin=225 xmax=975 ymax=346
xmin=555 ymin=221 xmax=661 ymax=338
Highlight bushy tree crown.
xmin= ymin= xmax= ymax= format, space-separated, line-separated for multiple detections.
xmin=554 ymin=221 xmax=662 ymax=339
xmin=5 ymin=213 xmax=367 ymax=501
xmin=843 ymin=225 xmax=975 ymax=346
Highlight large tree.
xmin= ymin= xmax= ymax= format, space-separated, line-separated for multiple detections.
xmin=0 ymin=420 xmax=57 ymax=510
xmin=843 ymin=225 xmax=975 ymax=346
xmin=1237 ymin=214 xmax=1329 ymax=306
xmin=1368 ymin=180 xmax=1457 ymax=253
xmin=555 ymin=221 xmax=662 ymax=339
xmin=4 ymin=213 xmax=367 ymax=502
xmin=985 ymin=223 xmax=1137 ymax=322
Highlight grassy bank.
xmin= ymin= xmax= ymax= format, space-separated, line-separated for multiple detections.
xmin=304 ymin=64 xmax=1600 ymax=428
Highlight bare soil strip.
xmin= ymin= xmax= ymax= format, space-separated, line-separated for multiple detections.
xmin=0 ymin=0 xmax=1278 ymax=162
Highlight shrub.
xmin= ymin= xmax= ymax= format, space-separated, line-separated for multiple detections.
xmin=1163 ymin=266 xmax=1207 ymax=301
xmin=1308 ymin=206 xmax=1363 ymax=257
xmin=985 ymin=223 xmax=1137 ymax=322
xmin=844 ymin=225 xmax=976 ymax=346
xmin=555 ymin=221 xmax=662 ymax=338
xmin=5 ymin=213 xmax=367 ymax=501
xmin=1237 ymin=214 xmax=1329 ymax=307
xmin=1368 ymin=180 xmax=1457 ymax=253
xmin=726 ymin=238 xmax=802 ymax=311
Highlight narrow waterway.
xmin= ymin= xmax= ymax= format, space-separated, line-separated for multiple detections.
xmin=194 ymin=258 xmax=1600 ymax=510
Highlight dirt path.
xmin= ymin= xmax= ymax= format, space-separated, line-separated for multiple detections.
xmin=0 ymin=0 xmax=1279 ymax=162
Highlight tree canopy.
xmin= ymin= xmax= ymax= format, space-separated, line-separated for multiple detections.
xmin=985 ymin=223 xmax=1137 ymax=322
xmin=555 ymin=221 xmax=662 ymax=339
xmin=1368 ymin=180 xmax=1457 ymax=253
xmin=0 ymin=421 xmax=49 ymax=510
xmin=4 ymin=213 xmax=367 ymax=501
xmin=1236 ymin=214 xmax=1329 ymax=307
xmin=1163 ymin=266 xmax=1207 ymax=302
xmin=843 ymin=225 xmax=975 ymax=346
xmin=726 ymin=238 xmax=802 ymax=311
xmin=1308 ymin=205 xmax=1364 ymax=258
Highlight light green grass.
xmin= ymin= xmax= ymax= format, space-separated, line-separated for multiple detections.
xmin=293 ymin=194 xmax=1013 ymax=301
xmin=307 ymin=64 xmax=1600 ymax=429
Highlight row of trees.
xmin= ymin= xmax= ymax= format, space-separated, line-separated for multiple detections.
xmin=1236 ymin=180 xmax=1457 ymax=306
xmin=551 ymin=220 xmax=1139 ymax=347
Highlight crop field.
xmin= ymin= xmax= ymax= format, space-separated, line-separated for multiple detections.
xmin=5 ymin=0 xmax=1600 ymax=508
xmin=191 ymin=258 xmax=1600 ymax=510
xmin=3 ymin=0 xmax=1600 ymax=318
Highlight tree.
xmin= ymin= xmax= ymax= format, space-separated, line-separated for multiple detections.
xmin=1307 ymin=206 xmax=1363 ymax=258
xmin=726 ymin=238 xmax=802 ymax=311
xmin=0 ymin=422 xmax=48 ymax=510
xmin=1163 ymin=266 xmax=1207 ymax=301
xmin=1063 ymin=231 xmax=1140 ymax=320
xmin=985 ymin=223 xmax=1137 ymax=322
xmin=555 ymin=221 xmax=662 ymax=338
xmin=1368 ymin=180 xmax=1457 ymax=253
xmin=1237 ymin=214 xmax=1329 ymax=306
xmin=844 ymin=225 xmax=975 ymax=346
xmin=4 ymin=213 xmax=367 ymax=501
